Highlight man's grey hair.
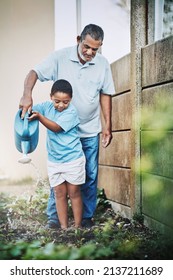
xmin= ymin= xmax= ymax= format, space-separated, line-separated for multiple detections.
xmin=80 ymin=24 xmax=104 ymax=42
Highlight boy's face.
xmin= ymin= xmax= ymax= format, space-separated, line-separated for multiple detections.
xmin=51 ymin=91 xmax=71 ymax=112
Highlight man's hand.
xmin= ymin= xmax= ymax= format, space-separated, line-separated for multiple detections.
xmin=19 ymin=94 xmax=33 ymax=119
xmin=101 ymin=129 xmax=112 ymax=148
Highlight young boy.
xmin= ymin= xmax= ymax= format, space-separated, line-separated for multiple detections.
xmin=28 ymin=79 xmax=86 ymax=229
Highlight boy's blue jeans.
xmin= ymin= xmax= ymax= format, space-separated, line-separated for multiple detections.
xmin=46 ymin=135 xmax=99 ymax=225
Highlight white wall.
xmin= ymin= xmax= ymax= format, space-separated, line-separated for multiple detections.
xmin=0 ymin=0 xmax=54 ymax=180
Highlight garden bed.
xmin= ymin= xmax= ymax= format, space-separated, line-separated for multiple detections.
xmin=0 ymin=180 xmax=173 ymax=260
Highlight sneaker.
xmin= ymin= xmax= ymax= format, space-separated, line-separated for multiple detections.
xmin=45 ymin=221 xmax=60 ymax=229
xmin=81 ymin=218 xmax=94 ymax=228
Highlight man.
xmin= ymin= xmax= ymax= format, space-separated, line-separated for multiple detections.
xmin=19 ymin=24 xmax=115 ymax=228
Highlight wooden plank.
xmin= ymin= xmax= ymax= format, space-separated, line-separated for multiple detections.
xmin=98 ymin=166 xmax=131 ymax=206
xmin=99 ymin=131 xmax=131 ymax=167
xmin=112 ymin=92 xmax=132 ymax=130
xmin=111 ymin=53 xmax=131 ymax=94
xmin=142 ymin=173 xmax=173 ymax=228
xmin=142 ymin=36 xmax=173 ymax=87
xmin=141 ymin=131 xmax=173 ymax=179
xmin=141 ymin=83 xmax=173 ymax=130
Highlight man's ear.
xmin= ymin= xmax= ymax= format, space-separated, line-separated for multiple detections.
xmin=77 ymin=35 xmax=81 ymax=43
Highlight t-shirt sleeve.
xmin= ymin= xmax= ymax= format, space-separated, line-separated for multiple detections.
xmin=32 ymin=102 xmax=49 ymax=115
xmin=33 ymin=52 xmax=58 ymax=82
xmin=32 ymin=104 xmax=44 ymax=114
xmin=55 ymin=110 xmax=80 ymax=132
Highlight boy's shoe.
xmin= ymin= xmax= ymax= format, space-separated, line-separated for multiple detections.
xmin=45 ymin=221 xmax=60 ymax=229
xmin=81 ymin=218 xmax=94 ymax=228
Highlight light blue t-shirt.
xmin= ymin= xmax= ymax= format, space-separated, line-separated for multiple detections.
xmin=33 ymin=102 xmax=84 ymax=163
xmin=33 ymin=45 xmax=115 ymax=137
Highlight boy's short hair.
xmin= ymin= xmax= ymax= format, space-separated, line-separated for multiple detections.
xmin=51 ymin=79 xmax=73 ymax=97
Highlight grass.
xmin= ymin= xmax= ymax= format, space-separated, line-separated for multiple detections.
xmin=0 ymin=181 xmax=173 ymax=260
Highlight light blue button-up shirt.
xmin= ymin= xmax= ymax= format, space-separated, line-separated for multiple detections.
xmin=33 ymin=102 xmax=84 ymax=163
xmin=34 ymin=46 xmax=115 ymax=137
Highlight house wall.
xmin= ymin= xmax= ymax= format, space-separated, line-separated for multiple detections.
xmin=0 ymin=0 xmax=54 ymax=180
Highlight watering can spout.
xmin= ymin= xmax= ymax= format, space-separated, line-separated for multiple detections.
xmin=18 ymin=141 xmax=31 ymax=164
xmin=21 ymin=140 xmax=30 ymax=155
xmin=14 ymin=110 xmax=39 ymax=164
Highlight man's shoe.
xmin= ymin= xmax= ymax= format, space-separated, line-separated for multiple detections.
xmin=81 ymin=218 xmax=94 ymax=228
xmin=45 ymin=221 xmax=60 ymax=229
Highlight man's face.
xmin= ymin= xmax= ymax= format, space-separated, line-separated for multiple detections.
xmin=78 ymin=34 xmax=102 ymax=62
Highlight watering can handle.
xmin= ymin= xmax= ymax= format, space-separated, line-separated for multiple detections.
xmin=22 ymin=112 xmax=29 ymax=137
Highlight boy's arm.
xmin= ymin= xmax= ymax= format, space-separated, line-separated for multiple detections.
xmin=28 ymin=112 xmax=62 ymax=132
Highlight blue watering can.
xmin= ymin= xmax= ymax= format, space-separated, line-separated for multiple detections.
xmin=14 ymin=110 xmax=39 ymax=164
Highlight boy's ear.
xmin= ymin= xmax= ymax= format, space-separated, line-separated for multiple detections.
xmin=50 ymin=93 xmax=52 ymax=99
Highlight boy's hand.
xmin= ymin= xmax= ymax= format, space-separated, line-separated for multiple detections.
xmin=28 ymin=111 xmax=40 ymax=121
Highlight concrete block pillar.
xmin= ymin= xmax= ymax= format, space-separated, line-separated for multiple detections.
xmin=130 ymin=0 xmax=148 ymax=214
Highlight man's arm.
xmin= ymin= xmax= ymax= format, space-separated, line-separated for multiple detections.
xmin=19 ymin=70 xmax=38 ymax=118
xmin=100 ymin=93 xmax=112 ymax=148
